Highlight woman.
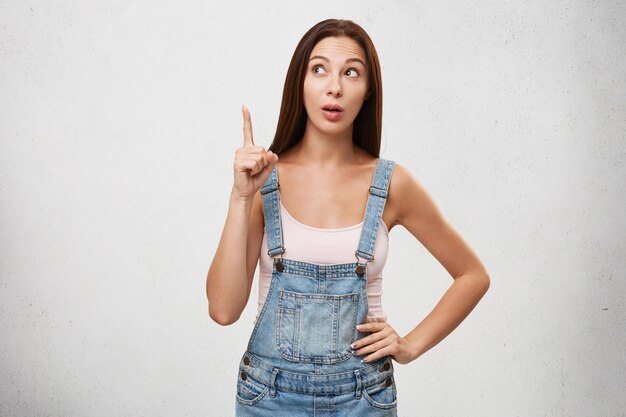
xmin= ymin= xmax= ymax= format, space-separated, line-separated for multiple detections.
xmin=206 ymin=18 xmax=490 ymax=416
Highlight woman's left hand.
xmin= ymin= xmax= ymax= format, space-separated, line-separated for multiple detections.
xmin=351 ymin=322 xmax=416 ymax=365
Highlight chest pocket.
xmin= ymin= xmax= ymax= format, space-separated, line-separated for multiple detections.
xmin=275 ymin=289 xmax=358 ymax=364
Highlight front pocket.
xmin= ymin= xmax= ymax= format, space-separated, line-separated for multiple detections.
xmin=362 ymin=376 xmax=398 ymax=410
xmin=235 ymin=371 xmax=269 ymax=405
xmin=275 ymin=290 xmax=358 ymax=364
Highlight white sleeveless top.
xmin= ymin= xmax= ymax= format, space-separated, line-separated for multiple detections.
xmin=254 ymin=200 xmax=389 ymax=325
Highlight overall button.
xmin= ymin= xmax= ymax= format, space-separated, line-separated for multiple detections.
xmin=243 ymin=357 xmax=251 ymax=366
xmin=385 ymin=377 xmax=393 ymax=386
xmin=380 ymin=362 xmax=391 ymax=372
xmin=275 ymin=261 xmax=284 ymax=272
xmin=355 ymin=265 xmax=365 ymax=275
xmin=241 ymin=372 xmax=248 ymax=381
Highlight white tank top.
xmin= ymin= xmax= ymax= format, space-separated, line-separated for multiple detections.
xmin=254 ymin=199 xmax=389 ymax=325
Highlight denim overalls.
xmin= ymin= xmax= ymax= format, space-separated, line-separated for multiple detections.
xmin=235 ymin=158 xmax=398 ymax=416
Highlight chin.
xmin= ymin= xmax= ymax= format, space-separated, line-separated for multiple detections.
xmin=323 ymin=123 xmax=353 ymax=136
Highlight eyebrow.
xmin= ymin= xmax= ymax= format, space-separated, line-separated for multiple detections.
xmin=309 ymin=55 xmax=366 ymax=67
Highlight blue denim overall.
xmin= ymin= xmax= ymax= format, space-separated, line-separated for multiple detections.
xmin=235 ymin=158 xmax=398 ymax=416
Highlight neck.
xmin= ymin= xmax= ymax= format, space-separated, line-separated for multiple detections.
xmin=295 ymin=122 xmax=357 ymax=168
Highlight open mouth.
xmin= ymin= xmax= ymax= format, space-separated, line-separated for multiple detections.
xmin=322 ymin=104 xmax=344 ymax=113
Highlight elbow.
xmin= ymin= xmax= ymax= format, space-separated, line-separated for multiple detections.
xmin=208 ymin=306 xmax=240 ymax=326
xmin=481 ymin=273 xmax=491 ymax=293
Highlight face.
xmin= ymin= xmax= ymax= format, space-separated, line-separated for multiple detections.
xmin=302 ymin=36 xmax=369 ymax=137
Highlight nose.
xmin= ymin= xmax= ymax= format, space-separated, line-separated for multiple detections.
xmin=326 ymin=74 xmax=342 ymax=97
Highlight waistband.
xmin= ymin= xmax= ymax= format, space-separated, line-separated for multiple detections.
xmin=238 ymin=351 xmax=395 ymax=397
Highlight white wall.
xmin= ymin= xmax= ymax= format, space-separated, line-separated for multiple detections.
xmin=1 ymin=1 xmax=624 ymax=416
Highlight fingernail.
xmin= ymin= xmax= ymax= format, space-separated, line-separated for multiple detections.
xmin=350 ymin=343 xmax=357 ymax=349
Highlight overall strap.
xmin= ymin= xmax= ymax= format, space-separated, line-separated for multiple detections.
xmin=355 ymin=158 xmax=395 ymax=262
xmin=260 ymin=164 xmax=285 ymax=257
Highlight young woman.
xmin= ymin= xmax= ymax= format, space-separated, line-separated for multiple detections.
xmin=206 ymin=18 xmax=490 ymax=416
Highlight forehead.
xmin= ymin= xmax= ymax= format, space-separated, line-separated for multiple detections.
xmin=309 ymin=36 xmax=366 ymax=62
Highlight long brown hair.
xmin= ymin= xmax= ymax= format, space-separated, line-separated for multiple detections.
xmin=268 ymin=19 xmax=383 ymax=158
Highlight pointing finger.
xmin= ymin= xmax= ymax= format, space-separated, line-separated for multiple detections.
xmin=242 ymin=104 xmax=254 ymax=147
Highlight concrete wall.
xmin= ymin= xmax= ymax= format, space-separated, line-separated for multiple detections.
xmin=1 ymin=1 xmax=624 ymax=415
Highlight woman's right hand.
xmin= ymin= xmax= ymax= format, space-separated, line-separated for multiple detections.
xmin=232 ymin=105 xmax=279 ymax=201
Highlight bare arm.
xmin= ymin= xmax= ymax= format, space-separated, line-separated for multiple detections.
xmin=205 ymin=190 xmax=256 ymax=325
xmin=351 ymin=163 xmax=491 ymax=365
xmin=394 ymin=163 xmax=491 ymax=360
xmin=205 ymin=106 xmax=278 ymax=326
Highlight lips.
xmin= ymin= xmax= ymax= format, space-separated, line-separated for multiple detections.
xmin=321 ymin=104 xmax=344 ymax=121
xmin=321 ymin=105 xmax=343 ymax=121
xmin=321 ymin=104 xmax=344 ymax=112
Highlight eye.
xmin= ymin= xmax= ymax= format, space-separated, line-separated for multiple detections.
xmin=346 ymin=68 xmax=360 ymax=78
xmin=312 ymin=64 xmax=326 ymax=74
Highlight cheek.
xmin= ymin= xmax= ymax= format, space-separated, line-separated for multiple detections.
xmin=302 ymin=79 xmax=314 ymax=104
xmin=357 ymin=82 xmax=369 ymax=99
xmin=347 ymin=85 xmax=369 ymax=108
xmin=302 ymin=80 xmax=324 ymax=111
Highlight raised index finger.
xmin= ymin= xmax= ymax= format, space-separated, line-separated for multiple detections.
xmin=241 ymin=105 xmax=254 ymax=147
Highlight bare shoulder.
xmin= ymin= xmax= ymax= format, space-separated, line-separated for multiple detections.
xmin=386 ymin=161 xmax=434 ymax=231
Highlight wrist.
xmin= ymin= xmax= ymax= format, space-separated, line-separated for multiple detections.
xmin=229 ymin=189 xmax=254 ymax=207
xmin=403 ymin=334 xmax=426 ymax=362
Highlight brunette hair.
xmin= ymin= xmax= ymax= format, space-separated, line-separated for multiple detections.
xmin=268 ymin=19 xmax=383 ymax=157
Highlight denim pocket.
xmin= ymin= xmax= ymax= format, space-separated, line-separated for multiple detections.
xmin=362 ymin=376 xmax=398 ymax=410
xmin=235 ymin=371 xmax=269 ymax=405
xmin=275 ymin=290 xmax=358 ymax=364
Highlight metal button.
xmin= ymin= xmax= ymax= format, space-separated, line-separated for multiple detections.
xmin=276 ymin=261 xmax=284 ymax=272
xmin=355 ymin=265 xmax=365 ymax=275
xmin=243 ymin=357 xmax=251 ymax=366
xmin=241 ymin=372 xmax=248 ymax=381
xmin=385 ymin=377 xmax=393 ymax=387
xmin=380 ymin=362 xmax=391 ymax=372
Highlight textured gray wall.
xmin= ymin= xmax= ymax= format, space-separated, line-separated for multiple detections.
xmin=1 ymin=1 xmax=624 ymax=416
